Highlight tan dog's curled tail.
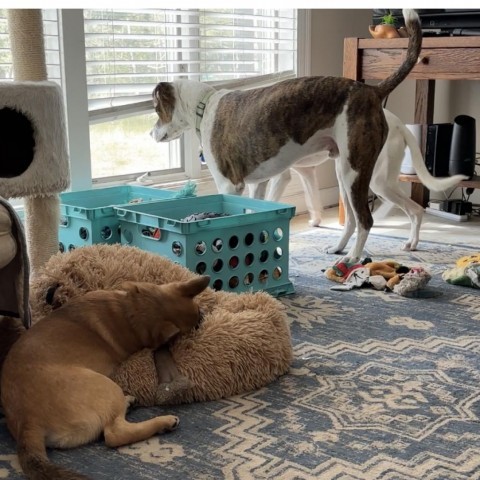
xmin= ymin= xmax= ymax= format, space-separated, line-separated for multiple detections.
xmin=376 ymin=9 xmax=422 ymax=99
xmin=17 ymin=432 xmax=91 ymax=480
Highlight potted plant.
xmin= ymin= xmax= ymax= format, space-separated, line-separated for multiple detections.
xmin=369 ymin=11 xmax=403 ymax=39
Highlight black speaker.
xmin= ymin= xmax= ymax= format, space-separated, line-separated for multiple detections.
xmin=425 ymin=123 xmax=453 ymax=177
xmin=449 ymin=115 xmax=476 ymax=179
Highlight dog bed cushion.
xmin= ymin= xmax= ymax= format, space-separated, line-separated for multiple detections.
xmin=29 ymin=244 xmax=292 ymax=406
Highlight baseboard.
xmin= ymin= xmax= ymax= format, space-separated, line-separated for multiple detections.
xmin=425 ymin=207 xmax=469 ymax=222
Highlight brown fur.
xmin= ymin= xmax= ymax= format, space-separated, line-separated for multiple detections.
xmin=1 ymin=276 xmax=210 ymax=480
xmin=29 ymin=244 xmax=292 ymax=406
xmin=207 ymin=12 xmax=422 ymax=191
xmin=153 ymin=82 xmax=176 ymax=124
xmin=211 ymin=76 xmax=350 ymax=185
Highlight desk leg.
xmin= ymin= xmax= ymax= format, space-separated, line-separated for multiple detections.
xmin=413 ymin=79 xmax=436 ymax=207
xmin=411 ymin=182 xmax=430 ymax=207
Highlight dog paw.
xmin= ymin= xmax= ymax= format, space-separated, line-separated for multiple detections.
xmin=402 ymin=241 xmax=418 ymax=251
xmin=124 ymin=395 xmax=137 ymax=409
xmin=161 ymin=415 xmax=180 ymax=433
xmin=308 ymin=217 xmax=322 ymax=227
xmin=324 ymin=245 xmax=342 ymax=255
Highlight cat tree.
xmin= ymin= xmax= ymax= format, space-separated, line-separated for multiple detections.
xmin=0 ymin=10 xmax=70 ymax=276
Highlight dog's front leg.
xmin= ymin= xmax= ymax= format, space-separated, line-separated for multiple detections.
xmin=248 ymin=181 xmax=269 ymax=199
xmin=202 ymin=147 xmax=245 ymax=195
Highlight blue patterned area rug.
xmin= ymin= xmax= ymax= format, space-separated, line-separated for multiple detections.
xmin=1 ymin=229 xmax=480 ymax=479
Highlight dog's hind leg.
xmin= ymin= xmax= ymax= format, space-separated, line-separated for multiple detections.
xmin=344 ymin=184 xmax=374 ymax=261
xmin=324 ymin=162 xmax=356 ymax=256
xmin=373 ymin=185 xmax=423 ymax=251
xmin=104 ymin=414 xmax=179 ymax=448
xmin=102 ymin=380 xmax=179 ymax=448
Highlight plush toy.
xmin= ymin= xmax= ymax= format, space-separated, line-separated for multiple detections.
xmin=442 ymin=253 xmax=480 ymax=289
xmin=393 ymin=266 xmax=432 ymax=296
xmin=326 ymin=257 xmax=431 ymax=296
xmin=28 ymin=244 xmax=293 ymax=407
xmin=325 ymin=258 xmax=407 ymax=288
xmin=363 ymin=260 xmax=410 ymax=290
xmin=324 ymin=258 xmax=366 ymax=283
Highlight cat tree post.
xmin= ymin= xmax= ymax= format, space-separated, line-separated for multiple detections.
xmin=7 ymin=10 xmax=63 ymax=276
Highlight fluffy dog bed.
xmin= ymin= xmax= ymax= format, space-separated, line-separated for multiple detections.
xmin=29 ymin=244 xmax=292 ymax=406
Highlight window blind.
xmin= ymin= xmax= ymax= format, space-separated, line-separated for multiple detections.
xmin=84 ymin=9 xmax=297 ymax=112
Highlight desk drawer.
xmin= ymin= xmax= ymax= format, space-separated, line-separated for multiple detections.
xmin=361 ymin=47 xmax=480 ymax=80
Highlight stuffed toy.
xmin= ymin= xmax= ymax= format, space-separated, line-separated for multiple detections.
xmin=326 ymin=257 xmax=431 ymax=296
xmin=325 ymin=258 xmax=407 ymax=288
xmin=363 ymin=260 xmax=410 ymax=290
xmin=324 ymin=258 xmax=367 ymax=283
xmin=442 ymin=253 xmax=480 ymax=289
xmin=392 ymin=266 xmax=432 ymax=296
xmin=28 ymin=244 xmax=293 ymax=407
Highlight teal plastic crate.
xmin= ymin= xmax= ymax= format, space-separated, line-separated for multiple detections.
xmin=59 ymin=186 xmax=180 ymax=251
xmin=115 ymin=194 xmax=296 ymax=297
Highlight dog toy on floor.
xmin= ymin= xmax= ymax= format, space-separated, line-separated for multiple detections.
xmin=325 ymin=257 xmax=431 ymax=297
xmin=28 ymin=244 xmax=292 ymax=406
xmin=442 ymin=253 xmax=480 ymax=289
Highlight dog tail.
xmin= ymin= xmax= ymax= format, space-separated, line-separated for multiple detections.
xmin=17 ymin=430 xmax=91 ymax=480
xmin=402 ymin=122 xmax=469 ymax=191
xmin=376 ymin=9 xmax=422 ymax=99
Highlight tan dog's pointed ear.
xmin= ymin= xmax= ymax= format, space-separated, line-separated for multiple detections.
xmin=178 ymin=276 xmax=210 ymax=298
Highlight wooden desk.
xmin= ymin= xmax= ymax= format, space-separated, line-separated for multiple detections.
xmin=399 ymin=174 xmax=480 ymax=189
xmin=343 ymin=36 xmax=480 ymax=209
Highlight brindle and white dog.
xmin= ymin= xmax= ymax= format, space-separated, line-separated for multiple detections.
xmin=151 ymin=9 xmax=422 ymax=261
xmin=255 ymin=109 xmax=468 ymax=252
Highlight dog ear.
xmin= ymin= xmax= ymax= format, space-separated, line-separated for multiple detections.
xmin=152 ymin=82 xmax=175 ymax=123
xmin=177 ymin=276 xmax=210 ymax=298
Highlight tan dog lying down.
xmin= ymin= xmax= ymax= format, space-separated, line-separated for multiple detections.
xmin=1 ymin=276 xmax=209 ymax=480
xmin=29 ymin=244 xmax=293 ymax=406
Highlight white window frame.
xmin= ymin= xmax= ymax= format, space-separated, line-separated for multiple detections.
xmin=59 ymin=9 xmax=311 ymax=192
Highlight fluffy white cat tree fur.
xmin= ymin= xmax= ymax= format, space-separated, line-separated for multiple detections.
xmin=1 ymin=10 xmax=70 ymax=276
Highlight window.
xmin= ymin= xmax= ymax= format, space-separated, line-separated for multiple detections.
xmin=83 ymin=8 xmax=297 ymax=184
xmin=1 ymin=8 xmax=301 ymax=190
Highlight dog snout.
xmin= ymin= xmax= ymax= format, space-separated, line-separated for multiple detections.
xmin=151 ymin=128 xmax=165 ymax=143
